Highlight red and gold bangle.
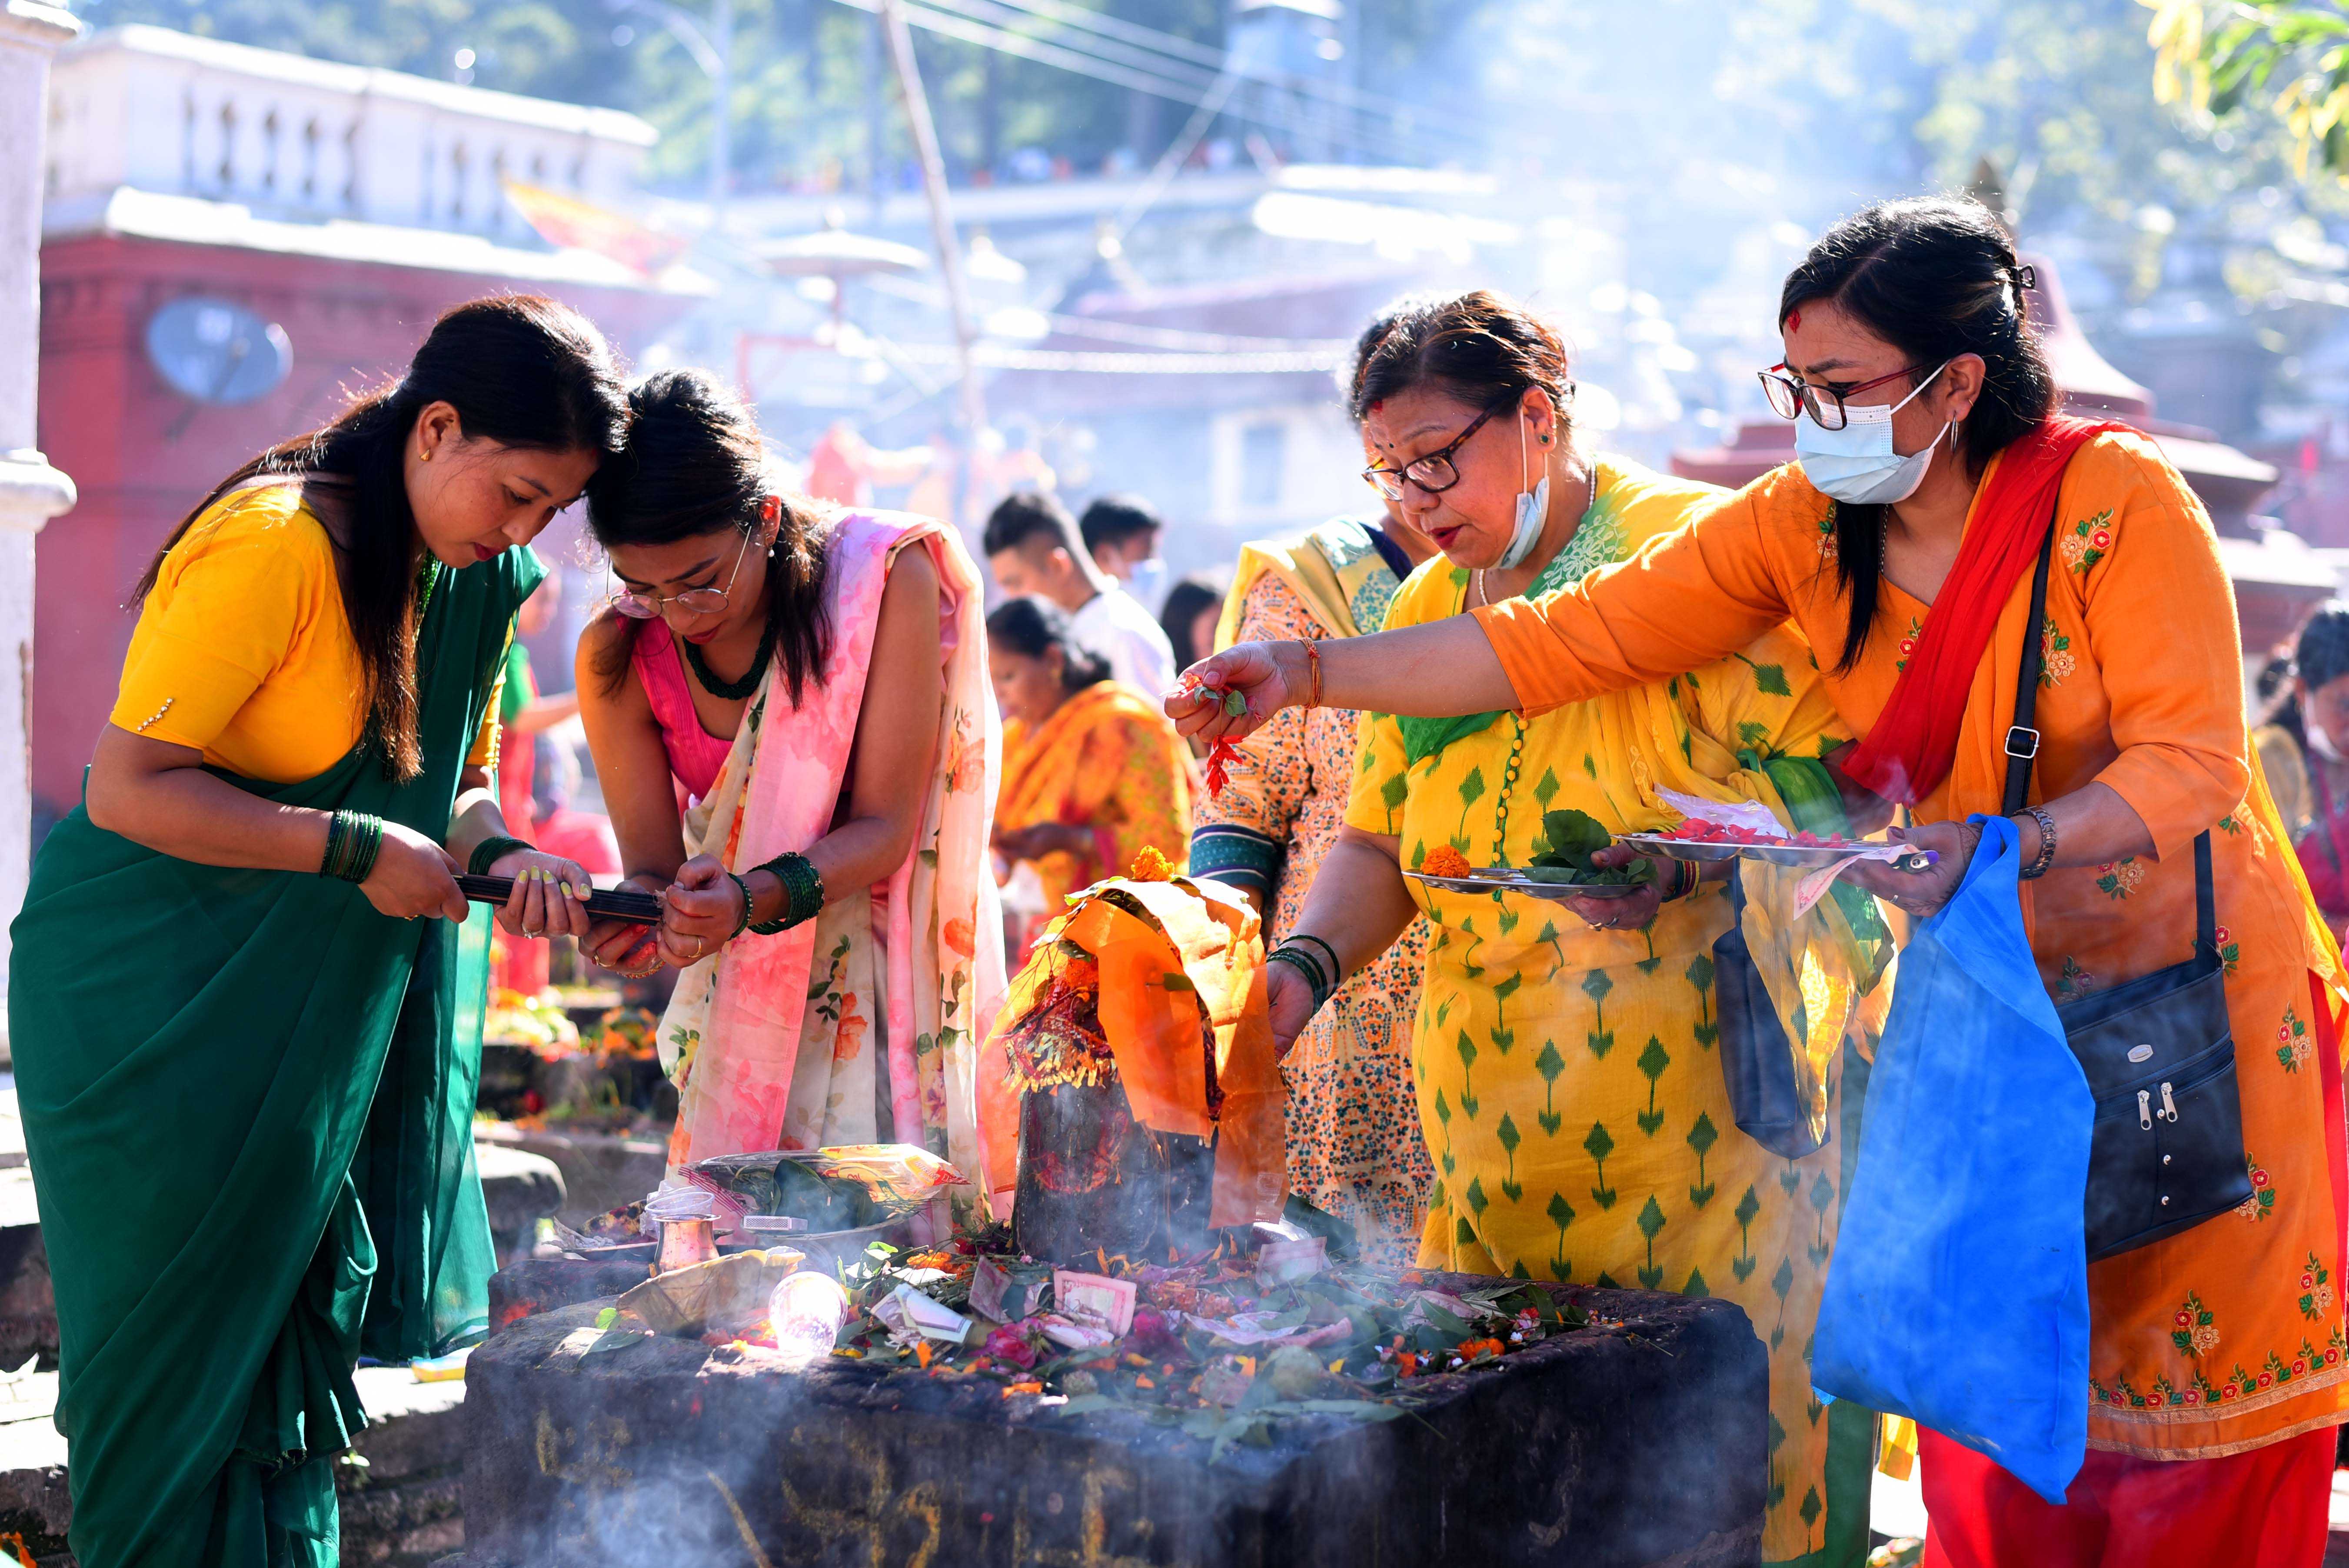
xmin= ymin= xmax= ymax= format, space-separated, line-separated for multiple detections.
xmin=1299 ymin=639 xmax=1323 ymax=709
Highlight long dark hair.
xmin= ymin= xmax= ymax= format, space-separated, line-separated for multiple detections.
xmin=135 ymin=294 xmax=627 ymax=781
xmin=1346 ymin=289 xmax=1574 ymax=433
xmin=986 ymin=595 xmax=1110 ymax=691
xmin=585 ymin=369 xmax=833 ymax=705
xmin=1778 ymin=195 xmax=2056 ymax=672
xmin=1159 ymin=573 xmax=1226 ymax=670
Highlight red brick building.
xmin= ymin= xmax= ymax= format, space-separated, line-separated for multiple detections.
xmin=33 ymin=27 xmax=705 ymax=832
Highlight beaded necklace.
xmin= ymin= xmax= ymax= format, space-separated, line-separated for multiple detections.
xmin=684 ymin=626 xmax=775 ymax=701
xmin=1473 ymin=467 xmax=1620 ymax=865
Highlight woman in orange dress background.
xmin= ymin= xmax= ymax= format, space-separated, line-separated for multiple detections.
xmin=1174 ymin=196 xmax=2348 ymax=1568
xmin=989 ymin=595 xmax=1193 ymax=962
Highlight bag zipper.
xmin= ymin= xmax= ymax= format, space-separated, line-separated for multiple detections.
xmin=2094 ymin=1042 xmax=2235 ymax=1124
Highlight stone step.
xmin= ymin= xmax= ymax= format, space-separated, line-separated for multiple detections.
xmin=0 ymin=1143 xmax=565 ymax=1375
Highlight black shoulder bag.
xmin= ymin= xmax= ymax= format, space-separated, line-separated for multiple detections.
xmin=1714 ymin=866 xmax=1828 ymax=1159
xmin=2006 ymin=521 xmax=2250 ymax=1261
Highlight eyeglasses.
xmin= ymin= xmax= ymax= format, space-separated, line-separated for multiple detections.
xmin=1757 ymin=363 xmax=1929 ymax=431
xmin=608 ymin=529 xmax=752 ymax=619
xmin=1360 ymin=403 xmax=1508 ymax=500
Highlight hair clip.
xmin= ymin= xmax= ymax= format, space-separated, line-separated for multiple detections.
xmin=2015 ymin=264 xmax=2038 ymax=291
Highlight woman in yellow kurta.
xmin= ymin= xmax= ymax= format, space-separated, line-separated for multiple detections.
xmin=10 ymin=296 xmax=622 ymax=1568
xmin=1178 ymin=204 xmax=2349 ymax=1567
xmin=1260 ymin=292 xmax=1887 ymax=1568
xmin=990 ymin=595 xmax=1193 ymax=962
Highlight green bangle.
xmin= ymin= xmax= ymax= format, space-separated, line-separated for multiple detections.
xmin=469 ymin=836 xmax=533 ymax=876
xmin=321 ymin=810 xmax=384 ymax=885
xmin=725 ymin=872 xmax=755 ymax=940
xmin=1266 ymin=946 xmax=1332 ymax=1012
xmin=747 ymin=852 xmax=825 ymax=934
xmin=1286 ymin=934 xmax=1343 ymax=993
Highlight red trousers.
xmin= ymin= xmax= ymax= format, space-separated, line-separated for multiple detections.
xmin=1917 ymin=1425 xmax=2336 ymax=1568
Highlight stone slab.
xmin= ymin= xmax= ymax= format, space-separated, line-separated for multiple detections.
xmin=472 ymin=1145 xmax=566 ymax=1266
xmin=472 ymin=1123 xmax=667 ymax=1229
xmin=459 ymin=1285 xmax=1768 ymax=1568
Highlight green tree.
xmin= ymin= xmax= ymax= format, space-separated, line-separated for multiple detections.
xmin=2147 ymin=0 xmax=2349 ymax=176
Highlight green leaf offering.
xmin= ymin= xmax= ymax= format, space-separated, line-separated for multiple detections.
xmin=1525 ymin=809 xmax=1656 ymax=887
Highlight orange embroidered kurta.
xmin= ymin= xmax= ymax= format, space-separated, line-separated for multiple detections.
xmin=1475 ymin=431 xmax=2348 ymax=1461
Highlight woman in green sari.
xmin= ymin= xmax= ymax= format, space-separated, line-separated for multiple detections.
xmin=8 ymin=295 xmax=629 ymax=1568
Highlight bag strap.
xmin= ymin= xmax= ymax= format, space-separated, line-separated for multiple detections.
xmin=2000 ymin=522 xmax=2057 ymax=819
xmin=2002 ymin=499 xmax=2216 ymax=957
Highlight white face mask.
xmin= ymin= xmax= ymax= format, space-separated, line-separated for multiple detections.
xmin=1793 ymin=362 xmax=1953 ymax=506
xmin=2310 ymin=711 xmax=2345 ymax=764
xmin=1125 ymin=555 xmax=1167 ymax=610
xmin=1497 ymin=409 xmax=1550 ymax=570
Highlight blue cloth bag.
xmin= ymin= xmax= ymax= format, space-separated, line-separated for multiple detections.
xmin=1812 ymin=815 xmax=2094 ymax=1504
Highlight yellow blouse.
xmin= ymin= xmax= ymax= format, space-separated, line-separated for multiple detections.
xmin=110 ymin=483 xmax=501 ymax=784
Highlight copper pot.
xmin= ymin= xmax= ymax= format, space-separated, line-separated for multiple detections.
xmin=655 ymin=1215 xmax=719 ymax=1274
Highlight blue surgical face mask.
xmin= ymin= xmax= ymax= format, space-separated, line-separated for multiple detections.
xmin=1793 ymin=362 xmax=1953 ymax=506
xmin=1496 ymin=410 xmax=1550 ymax=570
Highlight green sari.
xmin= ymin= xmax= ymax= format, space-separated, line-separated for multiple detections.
xmin=8 ymin=538 xmax=539 ymax=1568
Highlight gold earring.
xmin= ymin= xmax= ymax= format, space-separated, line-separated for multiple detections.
xmin=419 ymin=449 xmax=431 ymax=462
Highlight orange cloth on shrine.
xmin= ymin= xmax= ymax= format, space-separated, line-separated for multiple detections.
xmin=977 ymin=875 xmax=1283 ymax=1228
xmin=1474 ymin=430 xmax=2349 ymax=1461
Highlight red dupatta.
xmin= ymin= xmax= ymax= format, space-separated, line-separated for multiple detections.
xmin=1838 ymin=416 xmax=2131 ymax=807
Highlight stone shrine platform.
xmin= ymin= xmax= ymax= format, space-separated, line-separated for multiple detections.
xmin=453 ymin=1280 xmax=1768 ymax=1568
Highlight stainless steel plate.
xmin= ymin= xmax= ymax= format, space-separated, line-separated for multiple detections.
xmin=1617 ymin=833 xmax=1933 ymax=872
xmin=1403 ymin=867 xmax=1648 ymax=899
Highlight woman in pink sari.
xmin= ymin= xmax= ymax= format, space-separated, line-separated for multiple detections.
xmin=576 ymin=371 xmax=1005 ymax=1183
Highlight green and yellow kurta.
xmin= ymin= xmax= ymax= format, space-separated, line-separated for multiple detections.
xmin=1345 ymin=456 xmax=1883 ymax=1568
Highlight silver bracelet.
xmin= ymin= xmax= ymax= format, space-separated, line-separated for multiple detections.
xmin=2017 ymin=806 xmax=2057 ymax=880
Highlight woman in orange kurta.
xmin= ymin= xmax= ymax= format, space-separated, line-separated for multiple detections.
xmin=1172 ymin=197 xmax=2347 ymax=1568
xmin=990 ymin=595 xmax=1194 ymax=963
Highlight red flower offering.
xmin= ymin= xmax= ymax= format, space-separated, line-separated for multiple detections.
xmin=1180 ymin=672 xmax=1246 ymax=799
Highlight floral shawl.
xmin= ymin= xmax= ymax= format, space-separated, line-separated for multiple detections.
xmin=659 ymin=512 xmax=1006 ymax=1198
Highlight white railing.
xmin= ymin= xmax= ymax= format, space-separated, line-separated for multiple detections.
xmin=46 ymin=25 xmax=654 ymax=243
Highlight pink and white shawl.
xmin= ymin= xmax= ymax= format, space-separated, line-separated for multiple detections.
xmin=658 ymin=511 xmax=1006 ymax=1199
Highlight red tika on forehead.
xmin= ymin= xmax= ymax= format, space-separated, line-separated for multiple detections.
xmin=1787 ymin=308 xmax=1802 ymax=332
xmin=1369 ymin=399 xmax=1383 ymax=413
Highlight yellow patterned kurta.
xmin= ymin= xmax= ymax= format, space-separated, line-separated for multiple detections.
xmin=1346 ymin=457 xmax=1879 ymax=1568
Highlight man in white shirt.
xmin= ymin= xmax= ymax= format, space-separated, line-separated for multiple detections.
xmin=984 ymin=490 xmax=1176 ymax=696
xmin=1079 ymin=494 xmax=1168 ymax=614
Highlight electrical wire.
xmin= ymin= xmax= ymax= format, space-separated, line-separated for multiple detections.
xmin=982 ymin=0 xmax=1438 ymax=123
xmin=860 ymin=269 xmax=1354 ymax=353
xmin=823 ymin=0 xmax=1438 ymax=164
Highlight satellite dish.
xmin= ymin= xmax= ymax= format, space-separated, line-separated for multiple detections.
xmin=145 ymin=298 xmax=292 ymax=406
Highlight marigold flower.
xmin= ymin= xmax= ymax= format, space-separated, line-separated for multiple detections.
xmin=1128 ymin=846 xmax=1174 ymax=882
xmin=1421 ymin=845 xmax=1472 ymax=879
